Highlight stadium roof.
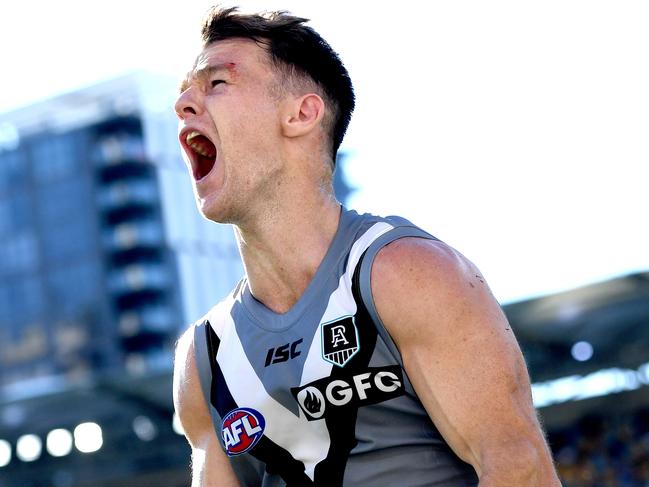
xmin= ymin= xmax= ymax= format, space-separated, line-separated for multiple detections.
xmin=505 ymin=270 xmax=649 ymax=382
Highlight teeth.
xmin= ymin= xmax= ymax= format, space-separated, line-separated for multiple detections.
xmin=189 ymin=140 xmax=215 ymax=157
xmin=186 ymin=130 xmax=201 ymax=142
xmin=185 ymin=130 xmax=216 ymax=158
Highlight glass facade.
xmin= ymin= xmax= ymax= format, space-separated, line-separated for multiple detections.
xmin=0 ymin=75 xmax=246 ymax=485
xmin=0 ymin=149 xmax=27 ymax=192
xmin=0 ymin=128 xmax=95 ymax=384
xmin=0 ymin=78 xmax=245 ymax=392
xmin=31 ymin=132 xmax=80 ymax=184
xmin=0 ymin=117 xmax=178 ymax=387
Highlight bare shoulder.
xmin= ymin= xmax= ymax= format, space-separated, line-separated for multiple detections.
xmin=173 ymin=325 xmax=212 ymax=449
xmin=173 ymin=325 xmax=241 ymax=486
xmin=370 ymin=237 xmax=560 ymax=484
xmin=373 ymin=235 xmax=469 ymax=273
xmin=372 ymin=237 xmax=484 ymax=293
xmin=371 ymin=237 xmax=505 ymax=342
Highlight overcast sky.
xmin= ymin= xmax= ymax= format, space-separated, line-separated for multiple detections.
xmin=1 ymin=1 xmax=647 ymax=303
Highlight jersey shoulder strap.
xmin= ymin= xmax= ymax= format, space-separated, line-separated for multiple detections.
xmin=356 ymin=217 xmax=439 ymax=365
xmin=193 ymin=319 xmax=220 ymax=428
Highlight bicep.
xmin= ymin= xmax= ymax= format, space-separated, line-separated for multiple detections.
xmin=398 ymin=290 xmax=537 ymax=470
xmin=190 ymin=435 xmax=240 ymax=487
xmin=173 ymin=327 xmax=241 ymax=487
xmin=371 ymin=239 xmax=548 ymax=474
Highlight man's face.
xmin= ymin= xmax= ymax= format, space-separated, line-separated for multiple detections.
xmin=175 ymin=38 xmax=286 ymax=224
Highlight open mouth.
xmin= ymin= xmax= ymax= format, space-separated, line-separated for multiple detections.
xmin=184 ymin=130 xmax=217 ymax=180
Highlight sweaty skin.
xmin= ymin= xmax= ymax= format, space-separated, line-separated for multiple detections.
xmin=173 ymin=37 xmax=560 ymax=486
xmin=174 ymin=325 xmax=240 ymax=486
xmin=371 ymin=238 xmax=560 ymax=486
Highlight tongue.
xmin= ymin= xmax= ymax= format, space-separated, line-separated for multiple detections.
xmin=193 ymin=136 xmax=216 ymax=158
xmin=196 ymin=153 xmax=215 ymax=180
xmin=192 ymin=135 xmax=217 ymax=180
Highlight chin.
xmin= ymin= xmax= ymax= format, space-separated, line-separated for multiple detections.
xmin=197 ymin=196 xmax=235 ymax=225
xmin=198 ymin=203 xmax=226 ymax=224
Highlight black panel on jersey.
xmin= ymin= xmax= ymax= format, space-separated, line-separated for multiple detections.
xmin=312 ymin=250 xmax=380 ymax=486
xmin=205 ymin=320 xmax=313 ymax=485
xmin=205 ymin=321 xmax=238 ymax=414
xmin=247 ymin=438 xmax=314 ymax=486
xmin=205 ymin=251 xmax=398 ymax=486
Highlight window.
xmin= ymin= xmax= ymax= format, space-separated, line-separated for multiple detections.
xmin=14 ymin=276 xmax=45 ymax=323
xmin=46 ymin=260 xmax=101 ymax=316
xmin=41 ymin=214 xmax=95 ymax=263
xmin=0 ymin=276 xmax=45 ymax=325
xmin=0 ymin=194 xmax=33 ymax=237
xmin=0 ymin=234 xmax=39 ymax=274
xmin=37 ymin=177 xmax=90 ymax=224
xmin=0 ymin=149 xmax=27 ymax=193
xmin=31 ymin=134 xmax=78 ymax=183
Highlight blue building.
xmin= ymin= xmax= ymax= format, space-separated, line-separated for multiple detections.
xmin=0 ymin=73 xmax=242 ymax=394
xmin=0 ymin=72 xmax=359 ymax=486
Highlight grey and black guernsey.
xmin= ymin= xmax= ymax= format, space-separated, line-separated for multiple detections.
xmin=192 ymin=208 xmax=479 ymax=486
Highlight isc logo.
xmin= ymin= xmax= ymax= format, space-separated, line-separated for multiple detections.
xmin=265 ymin=338 xmax=303 ymax=367
xmin=221 ymin=407 xmax=265 ymax=456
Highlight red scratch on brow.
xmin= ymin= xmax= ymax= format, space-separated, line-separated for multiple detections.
xmin=225 ymin=62 xmax=239 ymax=80
xmin=223 ymin=62 xmax=238 ymax=76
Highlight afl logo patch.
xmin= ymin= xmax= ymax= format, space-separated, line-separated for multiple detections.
xmin=321 ymin=315 xmax=359 ymax=367
xmin=221 ymin=407 xmax=265 ymax=456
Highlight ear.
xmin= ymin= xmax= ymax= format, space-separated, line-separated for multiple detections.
xmin=281 ymin=93 xmax=325 ymax=139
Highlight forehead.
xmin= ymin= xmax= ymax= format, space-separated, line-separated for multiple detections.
xmin=199 ymin=37 xmax=266 ymax=61
xmin=186 ymin=39 xmax=270 ymax=82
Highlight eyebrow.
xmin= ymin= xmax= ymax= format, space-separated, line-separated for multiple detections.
xmin=179 ymin=63 xmax=237 ymax=93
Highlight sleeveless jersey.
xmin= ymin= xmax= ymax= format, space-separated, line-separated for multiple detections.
xmin=192 ymin=209 xmax=479 ymax=486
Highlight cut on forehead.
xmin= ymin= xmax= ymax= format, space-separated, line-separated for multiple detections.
xmin=178 ymin=38 xmax=275 ymax=93
xmin=179 ymin=63 xmax=235 ymax=93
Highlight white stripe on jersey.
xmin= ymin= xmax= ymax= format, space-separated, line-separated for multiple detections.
xmin=208 ymin=221 xmax=393 ymax=480
xmin=210 ymin=297 xmax=331 ymax=480
xmin=301 ymin=222 xmax=393 ymax=386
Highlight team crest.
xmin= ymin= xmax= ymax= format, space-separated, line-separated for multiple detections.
xmin=221 ymin=407 xmax=265 ymax=456
xmin=321 ymin=315 xmax=359 ymax=367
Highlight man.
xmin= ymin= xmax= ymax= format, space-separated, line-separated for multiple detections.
xmin=172 ymin=7 xmax=560 ymax=486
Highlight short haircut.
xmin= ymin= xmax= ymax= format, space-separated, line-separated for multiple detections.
xmin=201 ymin=6 xmax=355 ymax=161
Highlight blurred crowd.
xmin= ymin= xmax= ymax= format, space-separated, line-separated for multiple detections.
xmin=550 ymin=407 xmax=649 ymax=486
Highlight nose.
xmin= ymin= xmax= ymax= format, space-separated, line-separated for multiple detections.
xmin=175 ymin=87 xmax=203 ymax=120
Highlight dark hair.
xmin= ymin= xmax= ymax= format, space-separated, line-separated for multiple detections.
xmin=201 ymin=6 xmax=355 ymax=160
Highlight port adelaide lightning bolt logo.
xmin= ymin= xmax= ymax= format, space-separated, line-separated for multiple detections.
xmin=321 ymin=315 xmax=359 ymax=367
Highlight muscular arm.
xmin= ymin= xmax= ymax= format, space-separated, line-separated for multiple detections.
xmin=371 ymin=238 xmax=560 ymax=486
xmin=173 ymin=327 xmax=241 ymax=487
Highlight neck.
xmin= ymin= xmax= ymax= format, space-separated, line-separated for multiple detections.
xmin=235 ymin=188 xmax=341 ymax=314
